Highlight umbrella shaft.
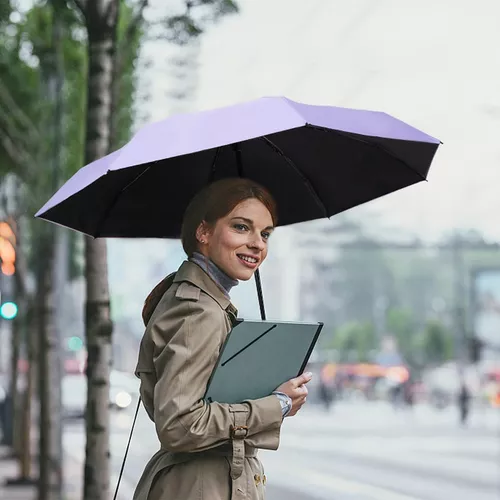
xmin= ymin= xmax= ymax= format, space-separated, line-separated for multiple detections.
xmin=233 ymin=142 xmax=266 ymax=321
xmin=254 ymin=269 xmax=266 ymax=320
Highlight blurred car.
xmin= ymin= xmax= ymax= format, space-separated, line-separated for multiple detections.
xmin=62 ymin=375 xmax=87 ymax=418
xmin=109 ymin=370 xmax=140 ymax=410
xmin=62 ymin=370 xmax=139 ymax=419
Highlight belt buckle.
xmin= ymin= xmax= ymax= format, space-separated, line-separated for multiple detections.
xmin=231 ymin=425 xmax=249 ymax=439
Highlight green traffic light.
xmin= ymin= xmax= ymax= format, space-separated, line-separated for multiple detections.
xmin=67 ymin=336 xmax=84 ymax=351
xmin=0 ymin=301 xmax=18 ymax=320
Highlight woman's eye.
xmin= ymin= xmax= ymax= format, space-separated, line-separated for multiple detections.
xmin=262 ymin=232 xmax=271 ymax=240
xmin=234 ymin=223 xmax=248 ymax=231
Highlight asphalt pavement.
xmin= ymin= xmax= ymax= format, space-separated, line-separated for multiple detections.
xmin=63 ymin=400 xmax=500 ymax=500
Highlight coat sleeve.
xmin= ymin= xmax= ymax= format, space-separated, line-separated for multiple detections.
xmin=151 ymin=296 xmax=283 ymax=453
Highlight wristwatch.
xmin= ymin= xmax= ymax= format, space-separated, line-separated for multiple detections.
xmin=273 ymin=391 xmax=292 ymax=418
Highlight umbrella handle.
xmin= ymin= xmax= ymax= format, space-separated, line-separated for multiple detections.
xmin=255 ymin=268 xmax=266 ymax=320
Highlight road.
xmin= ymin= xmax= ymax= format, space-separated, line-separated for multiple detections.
xmin=63 ymin=400 xmax=500 ymax=500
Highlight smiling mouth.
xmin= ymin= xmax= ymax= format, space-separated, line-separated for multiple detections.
xmin=237 ymin=254 xmax=259 ymax=266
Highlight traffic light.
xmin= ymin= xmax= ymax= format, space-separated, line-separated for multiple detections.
xmin=67 ymin=336 xmax=84 ymax=351
xmin=0 ymin=301 xmax=18 ymax=320
xmin=0 ymin=219 xmax=16 ymax=276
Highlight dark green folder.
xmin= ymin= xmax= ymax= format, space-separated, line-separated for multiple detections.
xmin=204 ymin=319 xmax=323 ymax=404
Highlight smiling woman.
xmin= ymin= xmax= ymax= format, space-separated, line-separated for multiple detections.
xmin=133 ymin=178 xmax=312 ymax=500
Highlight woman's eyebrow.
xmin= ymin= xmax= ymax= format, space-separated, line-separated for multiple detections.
xmin=231 ymin=216 xmax=253 ymax=225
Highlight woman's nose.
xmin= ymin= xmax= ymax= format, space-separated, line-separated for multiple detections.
xmin=248 ymin=235 xmax=265 ymax=250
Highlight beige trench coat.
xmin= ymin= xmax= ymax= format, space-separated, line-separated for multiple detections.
xmin=133 ymin=260 xmax=283 ymax=500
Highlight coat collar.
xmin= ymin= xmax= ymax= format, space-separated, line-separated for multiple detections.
xmin=173 ymin=260 xmax=238 ymax=320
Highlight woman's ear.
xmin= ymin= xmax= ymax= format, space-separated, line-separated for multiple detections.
xmin=196 ymin=222 xmax=209 ymax=245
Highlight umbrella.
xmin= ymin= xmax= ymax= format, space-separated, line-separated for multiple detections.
xmin=36 ymin=96 xmax=441 ymax=319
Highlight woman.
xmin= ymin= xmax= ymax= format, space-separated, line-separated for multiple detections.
xmin=133 ymin=178 xmax=312 ymax=500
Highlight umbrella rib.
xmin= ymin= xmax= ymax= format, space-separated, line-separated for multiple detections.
xmin=93 ymin=165 xmax=152 ymax=237
xmin=261 ymin=136 xmax=329 ymax=218
xmin=207 ymin=147 xmax=221 ymax=183
xmin=305 ymin=124 xmax=428 ymax=182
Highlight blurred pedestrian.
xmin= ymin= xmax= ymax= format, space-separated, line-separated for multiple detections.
xmin=403 ymin=381 xmax=414 ymax=409
xmin=389 ymin=383 xmax=404 ymax=410
xmin=133 ymin=179 xmax=313 ymax=500
xmin=457 ymin=382 xmax=471 ymax=426
xmin=318 ymin=364 xmax=336 ymax=411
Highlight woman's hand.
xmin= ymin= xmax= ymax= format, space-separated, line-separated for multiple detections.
xmin=275 ymin=372 xmax=313 ymax=417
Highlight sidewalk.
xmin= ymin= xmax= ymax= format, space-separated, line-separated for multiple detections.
xmin=0 ymin=443 xmax=83 ymax=500
xmin=0 ymin=446 xmax=36 ymax=500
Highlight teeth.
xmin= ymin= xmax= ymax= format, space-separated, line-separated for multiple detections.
xmin=239 ymin=255 xmax=257 ymax=263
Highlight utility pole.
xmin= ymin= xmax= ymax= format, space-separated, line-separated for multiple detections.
xmin=451 ymin=236 xmax=467 ymax=364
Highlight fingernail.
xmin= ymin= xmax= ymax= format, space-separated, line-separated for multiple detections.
xmin=305 ymin=372 xmax=312 ymax=378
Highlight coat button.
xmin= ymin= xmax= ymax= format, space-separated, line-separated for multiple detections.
xmin=263 ymin=475 xmax=267 ymax=485
xmin=254 ymin=474 xmax=261 ymax=485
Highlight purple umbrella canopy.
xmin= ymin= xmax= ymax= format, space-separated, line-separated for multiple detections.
xmin=36 ymin=96 xmax=441 ymax=238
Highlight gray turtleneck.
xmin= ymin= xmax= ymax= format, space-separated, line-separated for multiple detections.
xmin=189 ymin=252 xmax=238 ymax=297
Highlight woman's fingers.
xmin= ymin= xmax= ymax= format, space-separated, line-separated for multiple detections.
xmin=281 ymin=374 xmax=313 ymax=416
xmin=294 ymin=385 xmax=308 ymax=397
xmin=291 ymin=372 xmax=313 ymax=388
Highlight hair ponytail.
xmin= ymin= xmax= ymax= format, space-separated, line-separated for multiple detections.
xmin=142 ymin=273 xmax=176 ymax=326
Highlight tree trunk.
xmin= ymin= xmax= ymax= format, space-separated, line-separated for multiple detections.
xmin=37 ymin=7 xmax=65 ymax=498
xmin=6 ymin=184 xmax=35 ymax=482
xmin=83 ymin=238 xmax=113 ymax=500
xmin=10 ymin=219 xmax=26 ymax=458
xmin=82 ymin=2 xmax=118 ymax=500
xmin=37 ymin=229 xmax=62 ymax=500
xmin=21 ymin=298 xmax=37 ymax=481
xmin=9 ymin=303 xmax=21 ymax=452
xmin=108 ymin=49 xmax=122 ymax=151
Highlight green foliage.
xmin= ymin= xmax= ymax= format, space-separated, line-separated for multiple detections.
xmin=385 ymin=307 xmax=416 ymax=362
xmin=68 ymin=228 xmax=84 ymax=280
xmin=0 ymin=1 xmax=12 ymax=24
xmin=1 ymin=0 xmax=143 ymax=280
xmin=2 ymin=0 xmax=241 ymax=281
xmin=111 ymin=0 xmax=143 ymax=149
xmin=0 ymin=5 xmax=42 ymax=180
xmin=415 ymin=319 xmax=453 ymax=366
xmin=163 ymin=0 xmax=238 ymax=45
xmin=329 ymin=321 xmax=377 ymax=363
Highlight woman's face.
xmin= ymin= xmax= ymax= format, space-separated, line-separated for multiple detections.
xmin=198 ymin=198 xmax=274 ymax=281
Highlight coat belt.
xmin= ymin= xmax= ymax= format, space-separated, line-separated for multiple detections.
xmin=160 ymin=441 xmax=257 ymax=460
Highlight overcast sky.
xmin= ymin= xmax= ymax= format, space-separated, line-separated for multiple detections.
xmin=143 ymin=0 xmax=500 ymax=242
